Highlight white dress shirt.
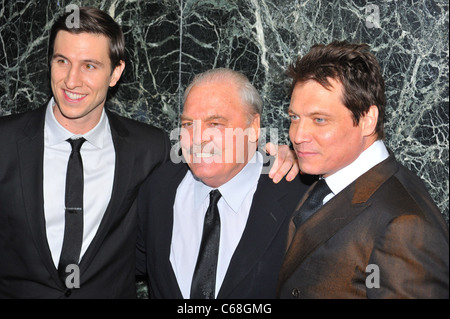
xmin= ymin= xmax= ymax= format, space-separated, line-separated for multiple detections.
xmin=323 ymin=140 xmax=390 ymax=204
xmin=170 ymin=151 xmax=263 ymax=298
xmin=43 ymin=98 xmax=115 ymax=267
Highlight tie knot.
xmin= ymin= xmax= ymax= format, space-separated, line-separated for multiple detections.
xmin=292 ymin=178 xmax=332 ymax=228
xmin=67 ymin=137 xmax=86 ymax=152
xmin=309 ymin=178 xmax=331 ymax=205
xmin=209 ymin=189 xmax=222 ymax=206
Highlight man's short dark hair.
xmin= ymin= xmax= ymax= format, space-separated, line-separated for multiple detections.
xmin=48 ymin=6 xmax=125 ymax=73
xmin=288 ymin=40 xmax=386 ymax=140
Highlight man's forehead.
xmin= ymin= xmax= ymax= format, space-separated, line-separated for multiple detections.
xmin=53 ymin=31 xmax=111 ymax=63
xmin=54 ymin=31 xmax=109 ymax=51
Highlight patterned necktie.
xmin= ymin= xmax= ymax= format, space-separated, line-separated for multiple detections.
xmin=58 ymin=137 xmax=86 ymax=284
xmin=293 ymin=179 xmax=331 ymax=227
xmin=190 ymin=189 xmax=222 ymax=299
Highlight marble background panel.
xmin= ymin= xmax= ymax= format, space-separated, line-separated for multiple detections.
xmin=0 ymin=0 xmax=448 ymax=223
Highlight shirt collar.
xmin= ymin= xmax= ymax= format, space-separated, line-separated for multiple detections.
xmin=325 ymin=140 xmax=390 ymax=196
xmin=44 ymin=97 xmax=108 ymax=148
xmin=194 ymin=151 xmax=263 ymax=213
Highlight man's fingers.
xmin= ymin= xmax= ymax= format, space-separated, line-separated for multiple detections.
xmin=265 ymin=142 xmax=278 ymax=157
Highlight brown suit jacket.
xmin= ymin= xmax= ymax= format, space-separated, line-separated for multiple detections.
xmin=277 ymin=154 xmax=449 ymax=299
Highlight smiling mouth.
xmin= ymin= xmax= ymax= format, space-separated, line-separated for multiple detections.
xmin=194 ymin=153 xmax=214 ymax=158
xmin=64 ymin=90 xmax=87 ymax=101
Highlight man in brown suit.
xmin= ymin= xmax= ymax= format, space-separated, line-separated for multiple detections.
xmin=278 ymin=41 xmax=449 ymax=299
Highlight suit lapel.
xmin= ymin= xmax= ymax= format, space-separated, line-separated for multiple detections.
xmin=278 ymin=185 xmax=367 ymax=287
xmin=278 ymin=155 xmax=399 ymax=288
xmin=17 ymin=106 xmax=63 ymax=286
xmin=153 ymin=162 xmax=189 ymax=298
xmin=78 ymin=110 xmax=135 ymax=271
xmin=218 ymin=174 xmax=289 ymax=298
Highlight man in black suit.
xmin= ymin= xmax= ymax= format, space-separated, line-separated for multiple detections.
xmin=0 ymin=7 xmax=171 ymax=298
xmin=136 ymin=68 xmax=310 ymax=299
xmin=278 ymin=41 xmax=449 ymax=298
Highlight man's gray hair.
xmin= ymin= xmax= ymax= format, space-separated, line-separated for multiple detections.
xmin=183 ymin=68 xmax=263 ymax=117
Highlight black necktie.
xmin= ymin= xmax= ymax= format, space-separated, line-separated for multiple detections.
xmin=190 ymin=189 xmax=222 ymax=299
xmin=293 ymin=179 xmax=331 ymax=227
xmin=58 ymin=137 xmax=86 ymax=283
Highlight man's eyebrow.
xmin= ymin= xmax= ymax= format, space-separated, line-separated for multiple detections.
xmin=287 ymin=107 xmax=300 ymax=116
xmin=52 ymin=53 xmax=67 ymax=60
xmin=180 ymin=115 xmax=227 ymax=121
xmin=205 ymin=115 xmax=227 ymax=121
xmin=83 ymin=59 xmax=104 ymax=66
xmin=287 ymin=107 xmax=332 ymax=117
xmin=180 ymin=114 xmax=191 ymax=121
xmin=307 ymin=110 xmax=332 ymax=117
xmin=52 ymin=53 xmax=104 ymax=66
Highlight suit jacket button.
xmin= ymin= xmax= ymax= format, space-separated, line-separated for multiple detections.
xmin=65 ymin=289 xmax=72 ymax=297
xmin=291 ymin=288 xmax=300 ymax=298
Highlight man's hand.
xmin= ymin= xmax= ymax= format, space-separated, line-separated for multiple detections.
xmin=265 ymin=142 xmax=300 ymax=183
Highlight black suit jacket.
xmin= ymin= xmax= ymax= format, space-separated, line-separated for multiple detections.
xmin=136 ymin=156 xmax=310 ymax=299
xmin=277 ymin=154 xmax=449 ymax=299
xmin=0 ymin=104 xmax=170 ymax=298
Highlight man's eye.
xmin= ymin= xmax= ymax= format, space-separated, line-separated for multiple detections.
xmin=315 ymin=118 xmax=326 ymax=124
xmin=181 ymin=122 xmax=192 ymax=128
xmin=289 ymin=114 xmax=299 ymax=121
xmin=86 ymin=64 xmax=95 ymax=70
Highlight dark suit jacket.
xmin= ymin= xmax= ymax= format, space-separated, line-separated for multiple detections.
xmin=277 ymin=154 xmax=449 ymax=299
xmin=0 ymin=104 xmax=170 ymax=298
xmin=136 ymin=156 xmax=310 ymax=299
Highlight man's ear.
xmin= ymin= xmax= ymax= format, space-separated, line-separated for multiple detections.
xmin=362 ymin=105 xmax=378 ymax=137
xmin=248 ymin=114 xmax=261 ymax=143
xmin=109 ymin=60 xmax=125 ymax=87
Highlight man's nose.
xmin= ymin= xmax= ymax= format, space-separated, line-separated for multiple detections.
xmin=292 ymin=120 xmax=312 ymax=144
xmin=192 ymin=120 xmax=204 ymax=145
xmin=64 ymin=66 xmax=83 ymax=89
